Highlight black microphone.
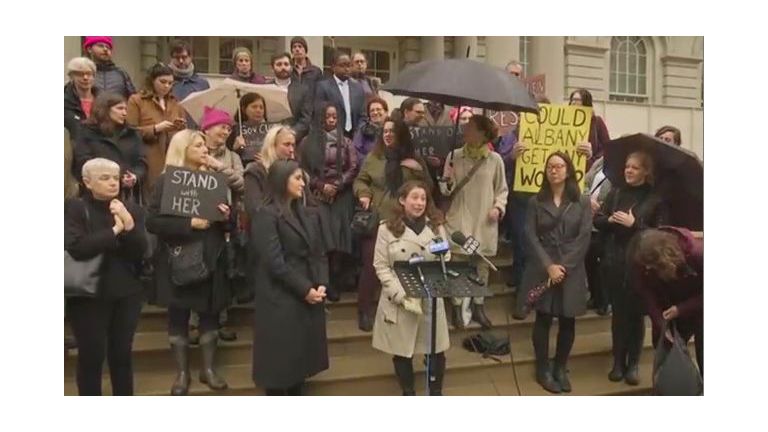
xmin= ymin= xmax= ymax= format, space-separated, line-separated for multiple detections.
xmin=429 ymin=237 xmax=450 ymax=280
xmin=409 ymin=253 xmax=427 ymax=286
xmin=450 ymin=231 xmax=499 ymax=272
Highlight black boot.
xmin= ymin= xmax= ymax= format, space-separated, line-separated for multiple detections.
xmin=552 ymin=363 xmax=571 ymax=393
xmin=358 ymin=310 xmax=373 ymax=332
xmin=536 ymin=360 xmax=561 ymax=394
xmin=393 ymin=356 xmax=415 ymax=396
xmin=427 ymin=353 xmax=446 ymax=396
xmin=169 ymin=336 xmax=190 ymax=396
xmin=198 ymin=331 xmax=228 ymax=390
xmin=471 ymin=302 xmax=493 ymax=329
xmin=451 ymin=304 xmax=465 ymax=329
xmin=624 ymin=316 xmax=645 ymax=386
xmin=512 ymin=287 xmax=530 ymax=321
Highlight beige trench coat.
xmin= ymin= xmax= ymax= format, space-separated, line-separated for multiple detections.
xmin=371 ymin=220 xmax=451 ymax=358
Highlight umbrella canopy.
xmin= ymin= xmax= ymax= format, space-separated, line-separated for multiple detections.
xmin=381 ymin=58 xmax=539 ymax=113
xmin=180 ymin=78 xmax=293 ymax=125
xmin=603 ymin=133 xmax=703 ymax=230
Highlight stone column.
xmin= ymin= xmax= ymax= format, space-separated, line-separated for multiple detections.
xmin=530 ymin=37 xmax=566 ymax=102
xmin=420 ymin=36 xmax=444 ymax=61
xmin=485 ymin=36 xmax=520 ymax=68
xmin=454 ymin=36 xmax=478 ymax=60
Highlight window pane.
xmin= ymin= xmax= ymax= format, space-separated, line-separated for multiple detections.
xmin=639 ymin=76 xmax=646 ymax=95
xmin=639 ymin=54 xmax=646 ymax=75
xmin=637 ymin=39 xmax=647 ymax=55
xmin=628 ymin=52 xmax=637 ymax=74
xmin=618 ymin=73 xmax=627 ymax=93
xmin=627 ymin=75 xmax=637 ymax=95
xmin=619 ymin=52 xmax=627 ymax=73
xmin=377 ymin=51 xmax=389 ymax=70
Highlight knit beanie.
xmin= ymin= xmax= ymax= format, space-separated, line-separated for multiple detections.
xmin=200 ymin=106 xmax=233 ymax=131
xmin=232 ymin=46 xmax=253 ymax=63
xmin=290 ymin=37 xmax=308 ymax=53
xmin=84 ymin=36 xmax=113 ymax=50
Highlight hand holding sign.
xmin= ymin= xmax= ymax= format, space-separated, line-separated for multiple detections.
xmin=512 ymin=142 xmax=529 ymax=160
xmin=191 ymin=218 xmax=211 ymax=230
xmin=234 ymin=135 xmax=246 ymax=151
xmin=577 ymin=142 xmax=593 ymax=160
xmin=161 ymin=167 xmax=230 ymax=221
xmin=217 ymin=203 xmax=231 ymax=220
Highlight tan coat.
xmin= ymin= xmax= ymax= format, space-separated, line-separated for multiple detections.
xmin=126 ymin=91 xmax=185 ymax=195
xmin=371 ymin=221 xmax=451 ymax=358
xmin=440 ymin=149 xmax=508 ymax=256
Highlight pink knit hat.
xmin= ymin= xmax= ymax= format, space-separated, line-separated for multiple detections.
xmin=83 ymin=36 xmax=113 ymax=50
xmin=200 ymin=106 xmax=233 ymax=131
xmin=449 ymin=106 xmax=474 ymax=123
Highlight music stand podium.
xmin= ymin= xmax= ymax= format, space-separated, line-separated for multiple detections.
xmin=393 ymin=261 xmax=493 ymax=393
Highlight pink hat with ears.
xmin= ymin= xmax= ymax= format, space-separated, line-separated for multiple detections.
xmin=449 ymin=106 xmax=474 ymax=123
xmin=83 ymin=36 xmax=113 ymax=50
xmin=199 ymin=106 xmax=233 ymax=131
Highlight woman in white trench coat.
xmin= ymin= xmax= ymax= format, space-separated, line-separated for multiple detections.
xmin=372 ymin=180 xmax=451 ymax=396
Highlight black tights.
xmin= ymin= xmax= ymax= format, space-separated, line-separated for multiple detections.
xmin=532 ymin=311 xmax=576 ymax=366
xmin=168 ymin=307 xmax=218 ymax=337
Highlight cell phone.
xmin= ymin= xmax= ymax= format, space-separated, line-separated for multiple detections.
xmin=447 ymin=269 xmax=460 ymax=278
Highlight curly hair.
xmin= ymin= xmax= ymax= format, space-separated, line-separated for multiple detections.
xmin=386 ymin=181 xmax=444 ymax=238
xmin=631 ymin=229 xmax=686 ymax=282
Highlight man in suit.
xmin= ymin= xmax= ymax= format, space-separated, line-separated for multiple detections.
xmin=265 ymin=52 xmax=313 ymax=142
xmin=314 ymin=52 xmax=367 ymax=139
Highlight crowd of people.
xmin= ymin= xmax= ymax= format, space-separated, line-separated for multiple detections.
xmin=64 ymin=36 xmax=703 ymax=396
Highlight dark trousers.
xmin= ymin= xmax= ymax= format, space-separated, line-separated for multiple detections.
xmin=610 ymin=283 xmax=646 ymax=368
xmin=532 ymin=312 xmax=576 ymax=366
xmin=509 ymin=196 xmax=529 ymax=288
xmin=585 ymin=232 xmax=608 ymax=308
xmin=168 ymin=307 xmax=219 ymax=337
xmin=652 ymin=321 xmax=704 ymax=377
xmin=356 ymin=225 xmax=381 ymax=315
xmin=66 ymin=293 xmax=143 ymax=396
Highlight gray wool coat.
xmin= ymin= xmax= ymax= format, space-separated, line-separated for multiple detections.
xmin=521 ymin=194 xmax=593 ymax=318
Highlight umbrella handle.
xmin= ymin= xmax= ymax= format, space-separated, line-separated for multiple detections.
xmin=235 ymin=88 xmax=243 ymax=131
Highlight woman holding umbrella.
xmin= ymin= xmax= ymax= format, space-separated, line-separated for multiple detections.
xmin=595 ymin=150 xmax=668 ymax=386
xmin=299 ymin=103 xmax=358 ymax=302
xmin=227 ymin=92 xmax=269 ymax=166
xmin=522 ymin=151 xmax=592 ymax=393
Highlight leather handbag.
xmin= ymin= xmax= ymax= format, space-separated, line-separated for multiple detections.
xmin=351 ymin=205 xmax=379 ymax=236
xmin=64 ymin=202 xmax=103 ymax=298
xmin=167 ymin=241 xmax=210 ymax=286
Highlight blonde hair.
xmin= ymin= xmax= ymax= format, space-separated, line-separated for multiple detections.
xmin=82 ymin=158 xmax=120 ymax=180
xmin=627 ymin=150 xmax=655 ymax=185
xmin=164 ymin=129 xmax=207 ymax=169
xmin=67 ymin=57 xmax=97 ymax=75
xmin=260 ymin=125 xmax=295 ymax=170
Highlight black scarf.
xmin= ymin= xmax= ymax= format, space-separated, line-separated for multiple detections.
xmin=404 ymin=215 xmax=427 ymax=235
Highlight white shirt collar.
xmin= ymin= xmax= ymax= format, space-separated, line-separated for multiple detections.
xmin=334 ymin=75 xmax=346 ymax=86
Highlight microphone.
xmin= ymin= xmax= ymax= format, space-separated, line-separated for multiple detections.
xmin=409 ymin=253 xmax=427 ymax=286
xmin=450 ymin=231 xmax=499 ymax=272
xmin=429 ymin=237 xmax=450 ymax=280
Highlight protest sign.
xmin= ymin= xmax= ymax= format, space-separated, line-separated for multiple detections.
xmin=410 ymin=126 xmax=464 ymax=159
xmin=160 ymin=167 xmax=230 ymax=221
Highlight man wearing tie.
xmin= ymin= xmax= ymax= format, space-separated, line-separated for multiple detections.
xmin=314 ymin=52 xmax=367 ymax=139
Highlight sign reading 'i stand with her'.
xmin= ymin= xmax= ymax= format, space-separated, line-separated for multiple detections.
xmin=160 ymin=167 xmax=229 ymax=221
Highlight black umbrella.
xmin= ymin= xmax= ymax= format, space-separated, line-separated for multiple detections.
xmin=381 ymin=58 xmax=539 ymax=114
xmin=603 ymin=133 xmax=703 ymax=230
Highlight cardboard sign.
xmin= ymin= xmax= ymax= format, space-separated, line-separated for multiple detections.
xmin=410 ymin=126 xmax=464 ymax=159
xmin=513 ymin=104 xmax=592 ymax=193
xmin=160 ymin=167 xmax=230 ymax=221
xmin=238 ymin=121 xmax=284 ymax=161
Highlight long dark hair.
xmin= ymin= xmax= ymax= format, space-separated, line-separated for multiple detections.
xmin=300 ymin=103 xmax=342 ymax=178
xmin=265 ymin=159 xmax=303 ymax=216
xmin=236 ymin=92 xmax=269 ymax=123
xmin=569 ymin=88 xmax=594 ymax=107
xmin=387 ymin=181 xmax=444 ymax=238
xmin=370 ymin=118 xmax=415 ymax=158
xmin=85 ymin=91 xmax=126 ymax=136
xmin=537 ymin=151 xmax=581 ymax=204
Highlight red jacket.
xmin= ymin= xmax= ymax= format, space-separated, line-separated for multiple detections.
xmin=633 ymin=226 xmax=703 ymax=336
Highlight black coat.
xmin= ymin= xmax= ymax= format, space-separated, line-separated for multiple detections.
xmin=64 ymin=82 xmax=99 ymax=140
xmin=73 ymin=124 xmax=148 ymax=202
xmin=250 ymin=202 xmax=329 ymax=389
xmin=145 ymin=173 xmax=231 ymax=313
xmin=594 ymin=184 xmax=669 ymax=311
xmin=314 ymin=76 xmax=367 ymax=135
xmin=64 ymin=194 xmax=147 ymax=299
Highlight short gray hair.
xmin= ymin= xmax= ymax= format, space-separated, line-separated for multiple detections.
xmin=67 ymin=57 xmax=97 ymax=75
xmin=505 ymin=59 xmax=522 ymax=69
xmin=82 ymin=158 xmax=120 ymax=179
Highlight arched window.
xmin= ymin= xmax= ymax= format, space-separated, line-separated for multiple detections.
xmin=610 ymin=36 xmax=648 ymax=103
